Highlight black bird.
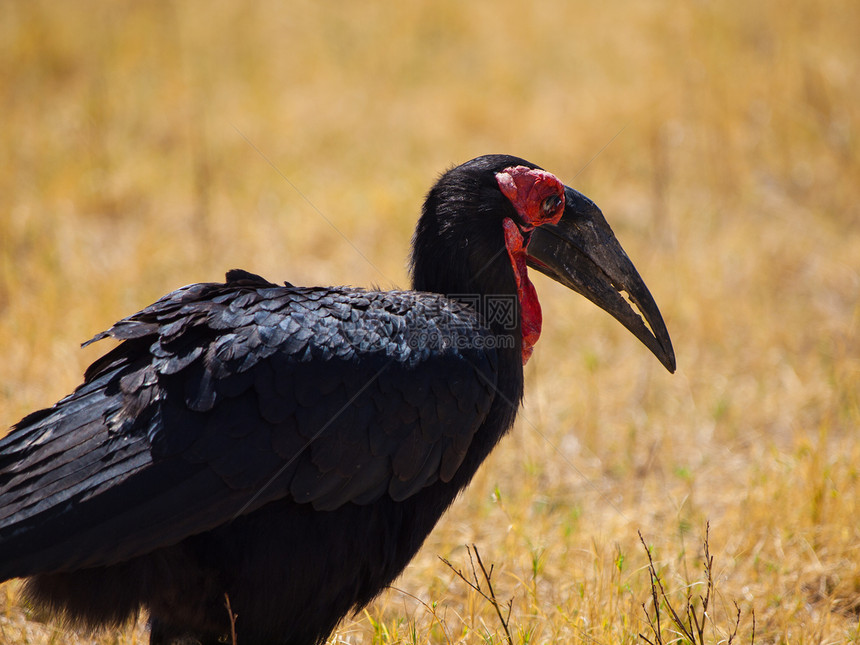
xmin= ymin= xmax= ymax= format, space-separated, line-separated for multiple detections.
xmin=0 ymin=155 xmax=675 ymax=645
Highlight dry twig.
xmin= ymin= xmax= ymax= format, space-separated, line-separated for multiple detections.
xmin=638 ymin=523 xmax=755 ymax=645
xmin=441 ymin=544 xmax=515 ymax=645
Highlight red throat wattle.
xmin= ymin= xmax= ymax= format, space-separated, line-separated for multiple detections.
xmin=503 ymin=218 xmax=541 ymax=364
xmin=496 ymin=166 xmax=566 ymax=365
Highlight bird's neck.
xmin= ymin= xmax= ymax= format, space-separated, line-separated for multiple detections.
xmin=410 ymin=202 xmax=534 ymax=370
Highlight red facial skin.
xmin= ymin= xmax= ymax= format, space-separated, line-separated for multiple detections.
xmin=496 ymin=166 xmax=565 ymax=364
xmin=496 ymin=166 xmax=565 ymax=229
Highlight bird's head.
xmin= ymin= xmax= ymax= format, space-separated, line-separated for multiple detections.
xmin=410 ymin=154 xmax=675 ymax=372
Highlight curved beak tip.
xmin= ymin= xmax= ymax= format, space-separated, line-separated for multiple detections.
xmin=659 ymin=343 xmax=676 ymax=373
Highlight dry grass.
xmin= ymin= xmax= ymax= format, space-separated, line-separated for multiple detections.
xmin=1 ymin=0 xmax=858 ymax=643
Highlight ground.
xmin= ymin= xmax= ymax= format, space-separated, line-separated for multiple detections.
xmin=0 ymin=1 xmax=858 ymax=643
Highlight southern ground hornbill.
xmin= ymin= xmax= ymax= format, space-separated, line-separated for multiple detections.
xmin=0 ymin=154 xmax=675 ymax=644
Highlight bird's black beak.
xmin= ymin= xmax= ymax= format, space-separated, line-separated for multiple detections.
xmin=526 ymin=186 xmax=676 ymax=373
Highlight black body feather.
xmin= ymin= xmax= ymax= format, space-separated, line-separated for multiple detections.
xmin=0 ymin=156 xmax=539 ymax=645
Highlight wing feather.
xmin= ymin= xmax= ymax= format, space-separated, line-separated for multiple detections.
xmin=0 ymin=275 xmax=497 ymax=578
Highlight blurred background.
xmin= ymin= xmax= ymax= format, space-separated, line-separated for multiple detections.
xmin=1 ymin=1 xmax=857 ymax=642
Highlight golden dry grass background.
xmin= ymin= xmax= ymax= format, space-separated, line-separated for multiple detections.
xmin=1 ymin=1 xmax=858 ymax=643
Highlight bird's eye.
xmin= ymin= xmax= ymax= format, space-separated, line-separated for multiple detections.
xmin=541 ymin=194 xmax=562 ymax=218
